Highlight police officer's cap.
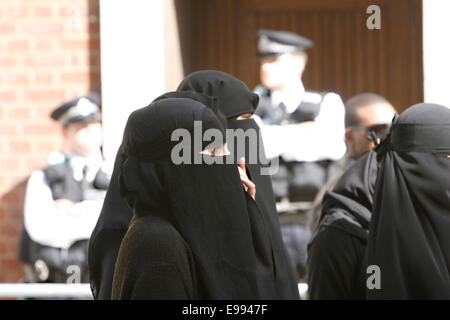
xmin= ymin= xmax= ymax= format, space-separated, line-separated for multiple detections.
xmin=50 ymin=93 xmax=101 ymax=127
xmin=257 ymin=29 xmax=313 ymax=58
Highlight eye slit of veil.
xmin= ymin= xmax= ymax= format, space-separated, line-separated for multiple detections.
xmin=236 ymin=113 xmax=253 ymax=120
xmin=200 ymin=143 xmax=230 ymax=157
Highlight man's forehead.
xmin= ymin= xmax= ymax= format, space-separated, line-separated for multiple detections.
xmin=66 ymin=120 xmax=101 ymax=130
xmin=260 ymin=52 xmax=304 ymax=63
xmin=357 ymin=103 xmax=395 ymax=124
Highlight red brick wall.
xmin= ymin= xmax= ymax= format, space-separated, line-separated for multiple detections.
xmin=0 ymin=0 xmax=100 ymax=282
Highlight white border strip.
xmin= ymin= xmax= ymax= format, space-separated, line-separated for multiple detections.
xmin=0 ymin=284 xmax=93 ymax=299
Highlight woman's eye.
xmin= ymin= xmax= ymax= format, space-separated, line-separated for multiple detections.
xmin=236 ymin=113 xmax=252 ymax=120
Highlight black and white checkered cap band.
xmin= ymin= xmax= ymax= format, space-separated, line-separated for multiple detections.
xmin=59 ymin=98 xmax=100 ymax=126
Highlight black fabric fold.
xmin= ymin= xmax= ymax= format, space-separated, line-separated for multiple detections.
xmin=112 ymin=97 xmax=278 ymax=299
xmin=177 ymin=70 xmax=299 ymax=299
xmin=89 ymin=71 xmax=299 ymax=300
xmin=89 ymin=93 xmax=229 ymax=299
xmin=177 ymin=70 xmax=259 ymax=119
xmin=307 ymin=149 xmax=379 ymax=300
xmin=311 ymin=149 xmax=378 ymax=242
xmin=367 ymin=103 xmax=450 ymax=299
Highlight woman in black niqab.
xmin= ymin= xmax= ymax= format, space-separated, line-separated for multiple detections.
xmin=88 ymin=91 xmax=226 ymax=299
xmin=89 ymin=71 xmax=298 ymax=299
xmin=177 ymin=70 xmax=299 ymax=299
xmin=367 ymin=103 xmax=450 ymax=299
xmin=112 ymin=97 xmax=273 ymax=299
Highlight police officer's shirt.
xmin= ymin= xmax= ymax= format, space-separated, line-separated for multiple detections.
xmin=253 ymin=81 xmax=346 ymax=162
xmin=24 ymin=149 xmax=110 ymax=249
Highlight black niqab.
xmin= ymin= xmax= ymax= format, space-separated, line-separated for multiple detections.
xmin=113 ymin=97 xmax=276 ymax=299
xmin=89 ymin=71 xmax=299 ymax=300
xmin=177 ymin=70 xmax=299 ymax=299
xmin=88 ymin=91 xmax=226 ymax=299
xmin=177 ymin=70 xmax=258 ymax=119
xmin=367 ymin=103 xmax=450 ymax=299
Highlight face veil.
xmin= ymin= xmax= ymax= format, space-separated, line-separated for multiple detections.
xmin=367 ymin=103 xmax=450 ymax=299
xmin=88 ymin=92 xmax=229 ymax=299
xmin=177 ymin=70 xmax=299 ymax=299
xmin=114 ymin=97 xmax=280 ymax=299
xmin=89 ymin=73 xmax=299 ymax=300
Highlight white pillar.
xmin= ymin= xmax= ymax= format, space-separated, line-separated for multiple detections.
xmin=423 ymin=0 xmax=450 ymax=108
xmin=99 ymin=0 xmax=166 ymax=161
xmin=164 ymin=0 xmax=184 ymax=92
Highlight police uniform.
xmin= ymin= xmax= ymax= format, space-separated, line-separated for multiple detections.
xmin=18 ymin=95 xmax=111 ymax=284
xmin=254 ymin=30 xmax=346 ymax=279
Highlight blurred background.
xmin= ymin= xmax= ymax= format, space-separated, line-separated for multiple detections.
xmin=0 ymin=0 xmax=448 ymax=283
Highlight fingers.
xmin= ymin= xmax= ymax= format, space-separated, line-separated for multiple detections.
xmin=238 ymin=166 xmax=247 ymax=178
xmin=238 ymin=163 xmax=249 ymax=183
xmin=238 ymin=157 xmax=246 ymax=171
xmin=238 ymin=166 xmax=249 ymax=192
xmin=240 ymin=171 xmax=249 ymax=192
xmin=237 ymin=158 xmax=255 ymax=199
xmin=241 ymin=176 xmax=256 ymax=200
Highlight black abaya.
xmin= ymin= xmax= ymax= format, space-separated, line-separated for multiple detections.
xmin=112 ymin=97 xmax=279 ymax=299
xmin=178 ymin=71 xmax=299 ymax=299
xmin=88 ymin=92 xmax=224 ymax=299
xmin=367 ymin=103 xmax=450 ymax=299
xmin=89 ymin=71 xmax=299 ymax=300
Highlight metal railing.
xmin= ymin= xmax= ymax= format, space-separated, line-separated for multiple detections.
xmin=298 ymin=283 xmax=308 ymax=300
xmin=0 ymin=283 xmax=93 ymax=299
xmin=0 ymin=283 xmax=307 ymax=300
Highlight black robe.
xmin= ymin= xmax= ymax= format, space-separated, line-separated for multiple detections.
xmin=89 ymin=71 xmax=298 ymax=300
xmin=307 ymin=150 xmax=377 ymax=299
xmin=112 ymin=215 xmax=197 ymax=299
xmin=178 ymin=70 xmax=299 ymax=299
xmin=88 ymin=91 xmax=221 ymax=299
xmin=88 ymin=141 xmax=130 ymax=299
xmin=112 ymin=97 xmax=281 ymax=299
xmin=367 ymin=103 xmax=450 ymax=299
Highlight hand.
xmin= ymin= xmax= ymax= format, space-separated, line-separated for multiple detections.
xmin=238 ymin=157 xmax=256 ymax=200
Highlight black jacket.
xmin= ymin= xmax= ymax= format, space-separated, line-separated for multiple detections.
xmin=307 ymin=150 xmax=377 ymax=299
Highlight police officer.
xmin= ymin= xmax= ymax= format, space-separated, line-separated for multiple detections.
xmin=19 ymin=94 xmax=111 ymax=284
xmin=253 ymin=30 xmax=346 ymax=281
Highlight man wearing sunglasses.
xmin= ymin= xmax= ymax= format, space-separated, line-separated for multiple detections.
xmin=307 ymin=93 xmax=396 ymax=299
xmin=344 ymin=93 xmax=396 ymax=160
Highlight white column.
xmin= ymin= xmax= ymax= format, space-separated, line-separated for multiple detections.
xmin=99 ymin=0 xmax=166 ymax=161
xmin=423 ymin=0 xmax=450 ymax=108
xmin=164 ymin=0 xmax=184 ymax=92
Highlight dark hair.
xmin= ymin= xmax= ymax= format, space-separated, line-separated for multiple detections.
xmin=344 ymin=93 xmax=394 ymax=128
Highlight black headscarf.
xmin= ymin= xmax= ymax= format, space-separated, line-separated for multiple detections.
xmin=88 ymin=91 xmax=225 ymax=299
xmin=177 ymin=70 xmax=258 ymax=119
xmin=115 ymin=97 xmax=278 ymax=299
xmin=367 ymin=103 xmax=450 ymax=299
xmin=89 ymin=71 xmax=298 ymax=299
xmin=178 ymin=70 xmax=299 ymax=299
